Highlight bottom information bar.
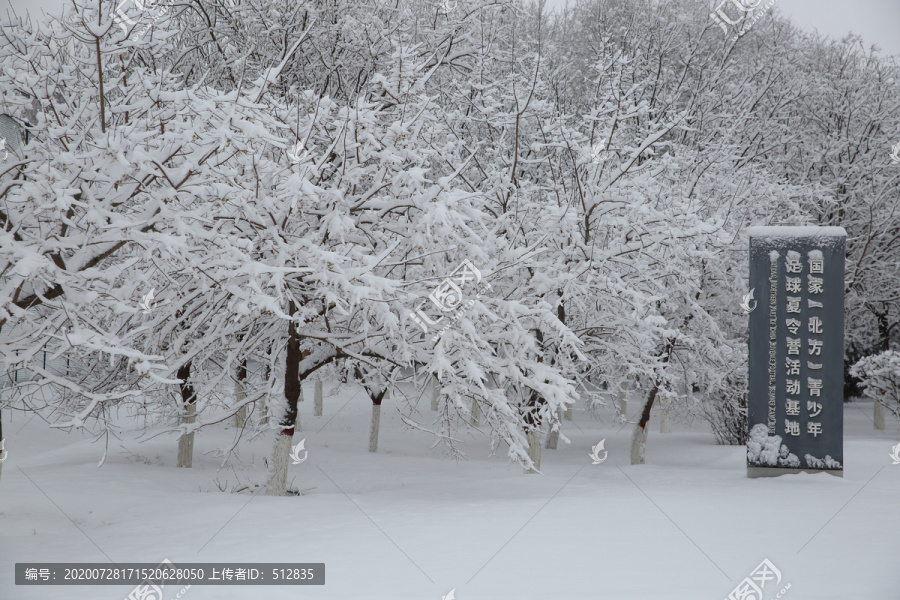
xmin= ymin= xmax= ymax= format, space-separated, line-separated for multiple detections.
xmin=16 ymin=562 xmax=325 ymax=585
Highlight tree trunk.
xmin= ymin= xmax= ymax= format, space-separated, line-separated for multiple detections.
xmin=557 ymin=297 xmax=572 ymax=424
xmin=297 ymin=350 xmax=310 ymax=405
xmin=875 ymin=306 xmax=891 ymax=353
xmin=631 ymin=385 xmax=660 ymax=465
xmin=260 ymin=343 xmax=272 ymax=425
xmin=431 ymin=374 xmax=440 ymax=410
xmin=546 ymin=407 xmax=562 ymax=449
xmin=177 ymin=403 xmax=196 ymax=468
xmin=260 ymin=397 xmax=269 ymax=425
xmin=234 ymin=358 xmax=248 ymax=428
xmin=368 ymin=388 xmax=388 ymax=453
xmin=369 ymin=402 xmax=382 ymax=453
xmin=524 ymin=328 xmax=548 ymax=470
xmin=631 ymin=340 xmax=675 ymax=464
xmin=874 ymin=398 xmax=886 ymax=430
xmin=545 ymin=425 xmax=558 ymax=449
xmin=314 ymin=380 xmax=323 ymax=416
xmin=176 ymin=361 xmax=198 ymax=468
xmin=266 ymin=300 xmax=302 ymax=496
xmin=234 ymin=384 xmax=247 ymax=428
xmin=471 ymin=398 xmax=481 ymax=427
xmin=525 ymin=428 xmax=542 ymax=473
xmin=630 ymin=420 xmax=648 ymax=465
xmin=659 ymin=397 xmax=672 ymax=433
xmin=266 ymin=433 xmax=292 ymax=496
xmin=614 ymin=381 xmax=628 ymax=418
xmin=295 ymin=386 xmax=303 ymax=431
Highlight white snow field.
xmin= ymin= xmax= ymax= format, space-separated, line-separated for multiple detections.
xmin=2 ymin=385 xmax=899 ymax=600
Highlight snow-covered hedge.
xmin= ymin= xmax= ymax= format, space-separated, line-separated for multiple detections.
xmin=850 ymin=351 xmax=900 ymax=421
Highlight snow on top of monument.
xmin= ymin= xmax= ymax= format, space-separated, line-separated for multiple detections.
xmin=745 ymin=226 xmax=847 ymax=237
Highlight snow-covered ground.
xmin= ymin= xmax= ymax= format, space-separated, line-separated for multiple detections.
xmin=2 ymin=385 xmax=898 ymax=600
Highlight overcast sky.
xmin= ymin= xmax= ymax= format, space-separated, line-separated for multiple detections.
xmin=543 ymin=0 xmax=900 ymax=57
xmin=4 ymin=0 xmax=899 ymax=58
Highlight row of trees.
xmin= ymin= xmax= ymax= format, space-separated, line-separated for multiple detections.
xmin=1 ymin=0 xmax=897 ymax=492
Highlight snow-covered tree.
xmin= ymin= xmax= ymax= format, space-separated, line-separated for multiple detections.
xmin=851 ymin=351 xmax=900 ymax=422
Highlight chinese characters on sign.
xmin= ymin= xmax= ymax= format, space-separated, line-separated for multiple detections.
xmin=408 ymin=259 xmax=491 ymax=342
xmin=747 ymin=227 xmax=845 ymax=476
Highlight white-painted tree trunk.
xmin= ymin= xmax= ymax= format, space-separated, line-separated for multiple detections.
xmin=234 ymin=381 xmax=247 ymax=429
xmin=874 ymin=400 xmax=886 ymax=430
xmin=177 ymin=403 xmax=196 ymax=468
xmin=545 ymin=425 xmax=559 ymax=450
xmin=546 ymin=408 xmax=562 ymax=449
xmin=660 ymin=397 xmax=672 ymax=433
xmin=471 ymin=398 xmax=481 ymax=427
xmin=265 ymin=433 xmax=292 ymax=496
xmin=314 ymin=380 xmax=323 ymax=416
xmin=525 ymin=429 xmax=542 ymax=473
xmin=616 ymin=382 xmax=628 ymax=418
xmin=630 ymin=423 xmax=648 ymax=465
xmin=431 ymin=375 xmax=439 ymax=411
xmin=369 ymin=402 xmax=382 ymax=453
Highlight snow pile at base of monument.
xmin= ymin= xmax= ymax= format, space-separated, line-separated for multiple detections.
xmin=804 ymin=454 xmax=842 ymax=469
xmin=747 ymin=423 xmax=800 ymax=467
